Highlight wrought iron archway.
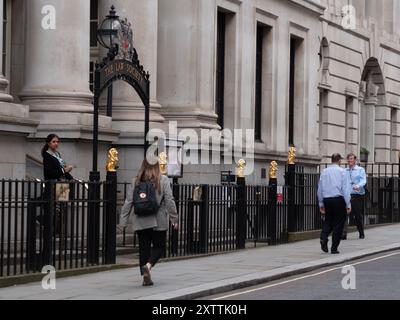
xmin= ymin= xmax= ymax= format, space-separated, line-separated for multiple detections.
xmin=91 ymin=6 xmax=150 ymax=181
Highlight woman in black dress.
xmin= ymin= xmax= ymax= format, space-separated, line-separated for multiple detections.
xmin=40 ymin=134 xmax=74 ymax=236
xmin=42 ymin=134 xmax=73 ymax=181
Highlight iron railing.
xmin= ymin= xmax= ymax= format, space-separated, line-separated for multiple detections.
xmin=2 ymin=163 xmax=400 ymax=278
xmin=0 ymin=179 xmax=114 ymax=277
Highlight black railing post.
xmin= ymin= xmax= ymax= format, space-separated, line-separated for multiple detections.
xmin=236 ymin=177 xmax=246 ymax=249
xmin=187 ymin=199 xmax=195 ymax=254
xmin=255 ymin=186 xmax=260 ymax=243
xmin=267 ymin=177 xmax=278 ymax=245
xmin=297 ymin=171 xmax=305 ymax=231
xmin=104 ymin=171 xmax=117 ymax=265
xmin=389 ymin=177 xmax=394 ymax=223
xmin=199 ymin=185 xmax=209 ymax=253
xmin=398 ymin=163 xmax=400 ymax=223
xmin=42 ymin=181 xmax=54 ymax=267
xmin=88 ymin=172 xmax=101 ymax=265
xmin=287 ymin=163 xmax=297 ymax=233
xmin=171 ymin=182 xmax=179 ymax=255
xmin=26 ymin=187 xmax=38 ymax=271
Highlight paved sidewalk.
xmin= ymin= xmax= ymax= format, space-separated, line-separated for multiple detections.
xmin=1 ymin=224 xmax=399 ymax=300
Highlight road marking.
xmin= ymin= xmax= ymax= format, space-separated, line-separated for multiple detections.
xmin=213 ymin=251 xmax=400 ymax=300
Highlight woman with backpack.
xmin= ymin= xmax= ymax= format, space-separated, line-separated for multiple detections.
xmin=119 ymin=159 xmax=178 ymax=286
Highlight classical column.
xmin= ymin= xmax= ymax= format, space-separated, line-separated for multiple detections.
xmin=157 ymin=0 xmax=218 ymax=130
xmin=99 ymin=0 xmax=164 ymax=144
xmin=19 ymin=0 xmax=93 ymax=122
xmin=375 ymin=103 xmax=392 ymax=163
xmin=0 ymin=0 xmax=12 ymax=102
xmin=17 ymin=0 xmax=119 ymax=180
xmin=361 ymin=79 xmax=378 ymax=163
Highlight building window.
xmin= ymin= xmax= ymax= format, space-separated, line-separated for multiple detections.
xmin=89 ymin=0 xmax=99 ymax=93
xmin=216 ymin=11 xmax=226 ymax=129
xmin=2 ymin=0 xmax=10 ymax=80
xmin=288 ymin=35 xmax=304 ymax=147
xmin=90 ymin=0 xmax=99 ymax=48
xmin=2 ymin=0 xmax=6 ymax=76
xmin=255 ymin=24 xmax=264 ymax=142
xmin=288 ymin=37 xmax=296 ymax=146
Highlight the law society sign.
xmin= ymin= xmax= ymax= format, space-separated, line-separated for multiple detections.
xmin=99 ymin=59 xmax=149 ymax=103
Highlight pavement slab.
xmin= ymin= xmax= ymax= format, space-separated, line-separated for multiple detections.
xmin=0 ymin=224 xmax=399 ymax=300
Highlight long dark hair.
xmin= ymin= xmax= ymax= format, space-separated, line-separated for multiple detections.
xmin=41 ymin=134 xmax=60 ymax=158
xmin=135 ymin=159 xmax=161 ymax=193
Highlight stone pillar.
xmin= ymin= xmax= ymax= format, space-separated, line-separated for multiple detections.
xmin=0 ymin=0 xmax=39 ymax=179
xmin=365 ymin=0 xmax=384 ymax=29
xmin=345 ymin=95 xmax=359 ymax=156
xmin=157 ymin=0 xmax=218 ymax=131
xmin=360 ymin=79 xmax=378 ymax=163
xmin=320 ymin=90 xmax=347 ymax=159
xmin=0 ymin=0 xmax=12 ymax=102
xmin=99 ymin=0 xmax=165 ymax=144
xmin=356 ymin=81 xmax=366 ymax=158
xmin=375 ymin=104 xmax=392 ymax=163
xmin=20 ymin=0 xmax=93 ymax=119
xmin=383 ymin=0 xmax=394 ymax=34
xmin=19 ymin=0 xmax=118 ymax=179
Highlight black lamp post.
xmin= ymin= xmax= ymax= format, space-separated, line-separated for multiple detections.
xmin=90 ymin=6 xmax=120 ymax=182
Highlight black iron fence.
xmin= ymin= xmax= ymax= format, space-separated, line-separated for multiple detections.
xmin=0 ymin=178 xmax=116 ymax=277
xmin=319 ymin=163 xmax=400 ymax=226
xmin=2 ymin=163 xmax=400 ymax=278
xmin=117 ymin=163 xmax=400 ymax=259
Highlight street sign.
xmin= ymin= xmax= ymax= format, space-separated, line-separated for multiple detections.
xmin=277 ymin=186 xmax=283 ymax=203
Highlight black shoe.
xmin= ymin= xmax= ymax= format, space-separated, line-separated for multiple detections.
xmin=331 ymin=249 xmax=340 ymax=254
xmin=359 ymin=234 xmax=365 ymax=239
xmin=341 ymin=235 xmax=347 ymax=240
xmin=320 ymin=240 xmax=328 ymax=253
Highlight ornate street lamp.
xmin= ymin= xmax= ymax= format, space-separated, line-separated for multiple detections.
xmin=97 ymin=6 xmax=121 ymax=55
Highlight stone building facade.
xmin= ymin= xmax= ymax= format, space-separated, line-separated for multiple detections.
xmin=0 ymin=0 xmax=399 ymax=184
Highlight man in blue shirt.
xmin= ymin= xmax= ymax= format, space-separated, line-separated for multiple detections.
xmin=318 ymin=153 xmax=352 ymax=254
xmin=341 ymin=153 xmax=366 ymax=240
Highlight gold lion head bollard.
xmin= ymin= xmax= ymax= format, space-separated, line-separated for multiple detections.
xmin=236 ymin=159 xmax=246 ymax=178
xmin=288 ymin=146 xmax=296 ymax=165
xmin=159 ymin=151 xmax=168 ymax=175
xmin=106 ymin=148 xmax=119 ymax=172
xmin=269 ymin=161 xmax=278 ymax=179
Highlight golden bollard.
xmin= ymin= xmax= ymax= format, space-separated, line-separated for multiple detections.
xmin=288 ymin=146 xmax=296 ymax=165
xmin=269 ymin=161 xmax=278 ymax=179
xmin=236 ymin=159 xmax=246 ymax=178
xmin=106 ymin=148 xmax=119 ymax=172
xmin=159 ymin=152 xmax=168 ymax=175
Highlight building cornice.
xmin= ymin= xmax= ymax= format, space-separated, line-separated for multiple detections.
xmin=287 ymin=0 xmax=326 ymax=16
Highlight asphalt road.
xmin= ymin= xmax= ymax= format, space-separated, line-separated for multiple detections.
xmin=203 ymin=250 xmax=400 ymax=300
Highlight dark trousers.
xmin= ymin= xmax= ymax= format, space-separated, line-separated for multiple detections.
xmin=137 ymin=229 xmax=167 ymax=274
xmin=320 ymin=197 xmax=347 ymax=250
xmin=343 ymin=195 xmax=365 ymax=236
